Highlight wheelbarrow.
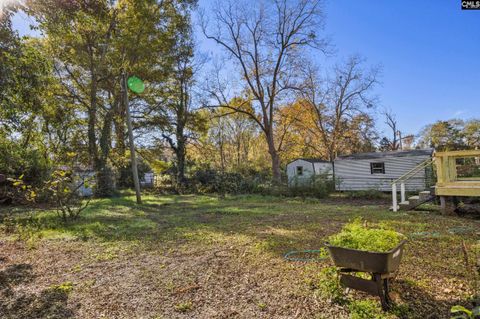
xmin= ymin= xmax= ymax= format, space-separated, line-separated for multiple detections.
xmin=325 ymin=240 xmax=407 ymax=310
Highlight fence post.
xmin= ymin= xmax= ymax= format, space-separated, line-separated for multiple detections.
xmin=400 ymin=182 xmax=405 ymax=203
xmin=392 ymin=183 xmax=398 ymax=212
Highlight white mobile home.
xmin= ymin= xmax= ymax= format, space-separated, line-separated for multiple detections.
xmin=334 ymin=149 xmax=433 ymax=191
xmin=286 ymin=158 xmax=333 ymax=186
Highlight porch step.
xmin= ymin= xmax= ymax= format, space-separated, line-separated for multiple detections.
xmin=408 ymin=195 xmax=420 ymax=203
xmin=419 ymin=191 xmax=431 ymax=201
xmin=397 ymin=191 xmax=435 ymax=211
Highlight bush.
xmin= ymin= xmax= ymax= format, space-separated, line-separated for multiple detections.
xmin=117 ymin=158 xmax=151 ymax=188
xmin=44 ymin=162 xmax=91 ymax=222
xmin=187 ymin=169 xmax=263 ymax=195
xmin=254 ymin=174 xmax=334 ymax=199
xmin=163 ymin=168 xmax=334 ymax=198
xmin=0 ymin=140 xmax=51 ymax=185
xmin=328 ymin=218 xmax=405 ymax=252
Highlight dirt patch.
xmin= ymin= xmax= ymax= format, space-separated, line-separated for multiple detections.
xmin=0 ymin=195 xmax=478 ymax=318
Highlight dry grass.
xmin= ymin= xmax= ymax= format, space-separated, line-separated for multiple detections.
xmin=0 ymin=193 xmax=478 ymax=318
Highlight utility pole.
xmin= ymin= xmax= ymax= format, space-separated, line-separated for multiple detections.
xmin=122 ymin=71 xmax=142 ymax=204
xmin=397 ymin=130 xmax=403 ymax=150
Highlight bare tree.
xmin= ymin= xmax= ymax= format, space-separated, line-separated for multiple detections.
xmin=300 ymin=56 xmax=380 ymax=163
xmin=201 ymin=0 xmax=328 ymax=182
xmin=383 ymin=109 xmax=400 ymax=151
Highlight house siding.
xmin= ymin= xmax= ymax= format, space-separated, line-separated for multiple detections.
xmin=334 ymin=155 xmax=431 ymax=191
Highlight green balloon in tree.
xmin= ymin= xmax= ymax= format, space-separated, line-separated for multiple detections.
xmin=127 ymin=76 xmax=145 ymax=94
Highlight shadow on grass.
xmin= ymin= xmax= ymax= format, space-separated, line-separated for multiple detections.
xmin=393 ymin=279 xmax=469 ymax=319
xmin=6 ymin=194 xmax=478 ymax=258
xmin=0 ymin=263 xmax=75 ymax=319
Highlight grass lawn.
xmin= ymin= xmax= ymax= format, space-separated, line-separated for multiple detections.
xmin=0 ymin=193 xmax=478 ymax=318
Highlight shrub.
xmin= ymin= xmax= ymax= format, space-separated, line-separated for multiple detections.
xmin=254 ymin=174 xmax=334 ymax=199
xmin=117 ymin=158 xmax=151 ymax=188
xmin=44 ymin=159 xmax=92 ymax=222
xmin=0 ymin=139 xmax=51 ymax=186
xmin=187 ymin=169 xmax=261 ymax=195
xmin=328 ymin=218 xmax=405 ymax=252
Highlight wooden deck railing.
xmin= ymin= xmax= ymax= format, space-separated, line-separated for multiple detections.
xmin=435 ymin=150 xmax=480 ymax=197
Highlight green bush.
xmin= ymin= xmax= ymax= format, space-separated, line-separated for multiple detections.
xmin=328 ymin=218 xmax=405 ymax=252
xmin=0 ymin=143 xmax=51 ymax=185
xmin=167 ymin=168 xmax=334 ymax=198
xmin=188 ymin=169 xmax=257 ymax=194
xmin=117 ymin=158 xmax=151 ymax=188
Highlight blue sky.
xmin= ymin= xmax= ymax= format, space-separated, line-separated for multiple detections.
xmin=12 ymin=0 xmax=480 ymax=137
xmin=313 ymin=0 xmax=480 ymax=137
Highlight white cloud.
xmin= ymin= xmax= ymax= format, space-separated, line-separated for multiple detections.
xmin=453 ymin=110 xmax=466 ymax=117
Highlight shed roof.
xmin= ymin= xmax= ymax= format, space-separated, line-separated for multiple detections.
xmin=287 ymin=158 xmax=330 ymax=165
xmin=336 ymin=149 xmax=433 ymax=161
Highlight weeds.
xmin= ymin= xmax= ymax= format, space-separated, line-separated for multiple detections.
xmin=328 ymin=218 xmax=405 ymax=252
xmin=174 ymin=301 xmax=193 ymax=312
xmin=49 ymin=281 xmax=73 ymax=294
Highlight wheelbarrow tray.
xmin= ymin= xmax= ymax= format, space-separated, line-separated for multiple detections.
xmin=325 ymin=240 xmax=407 ymax=274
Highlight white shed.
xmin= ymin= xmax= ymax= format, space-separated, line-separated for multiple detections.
xmin=286 ymin=158 xmax=333 ymax=186
xmin=334 ymin=149 xmax=433 ymax=191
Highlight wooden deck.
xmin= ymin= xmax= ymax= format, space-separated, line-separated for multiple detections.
xmin=435 ymin=150 xmax=480 ymax=197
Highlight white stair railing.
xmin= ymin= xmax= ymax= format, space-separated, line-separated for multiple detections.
xmin=391 ymin=158 xmax=433 ymax=212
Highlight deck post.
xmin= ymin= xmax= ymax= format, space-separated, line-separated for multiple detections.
xmin=440 ymin=196 xmax=456 ymax=215
xmin=400 ymin=182 xmax=405 ymax=203
xmin=392 ymin=183 xmax=398 ymax=212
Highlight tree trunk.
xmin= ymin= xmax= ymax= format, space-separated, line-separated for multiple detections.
xmin=266 ymin=132 xmax=281 ymax=183
xmin=95 ymin=110 xmax=114 ymax=197
xmin=88 ymin=72 xmax=98 ymax=168
xmin=113 ymin=100 xmax=126 ymax=157
xmin=176 ymin=136 xmax=186 ymax=185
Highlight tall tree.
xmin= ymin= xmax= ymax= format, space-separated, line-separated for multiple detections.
xmin=418 ymin=119 xmax=479 ymax=151
xmin=155 ymin=9 xmax=206 ymax=185
xmin=27 ymin=0 xmax=195 ymax=195
xmin=300 ymin=56 xmax=379 ymax=162
xmin=418 ymin=119 xmax=465 ymax=151
xmin=382 ymin=109 xmax=400 ymax=151
xmin=0 ymin=6 xmax=54 ymax=183
xmin=196 ymin=99 xmax=259 ymax=172
xmin=463 ymin=119 xmax=480 ymax=149
xmin=202 ymin=0 xmax=328 ymax=182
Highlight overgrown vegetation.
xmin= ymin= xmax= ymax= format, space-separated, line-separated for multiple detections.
xmin=1 ymin=194 xmax=476 ymax=318
xmin=328 ymin=218 xmax=405 ymax=252
xmin=44 ymin=166 xmax=91 ymax=222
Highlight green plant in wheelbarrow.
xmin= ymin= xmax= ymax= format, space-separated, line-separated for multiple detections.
xmin=325 ymin=218 xmax=407 ymax=310
xmin=328 ymin=218 xmax=405 ymax=252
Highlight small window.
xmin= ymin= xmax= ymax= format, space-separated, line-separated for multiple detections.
xmin=296 ymin=166 xmax=304 ymax=176
xmin=370 ymin=162 xmax=385 ymax=174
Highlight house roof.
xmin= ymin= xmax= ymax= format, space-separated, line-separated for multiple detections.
xmin=336 ymin=149 xmax=433 ymax=161
xmin=287 ymin=158 xmax=330 ymax=165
